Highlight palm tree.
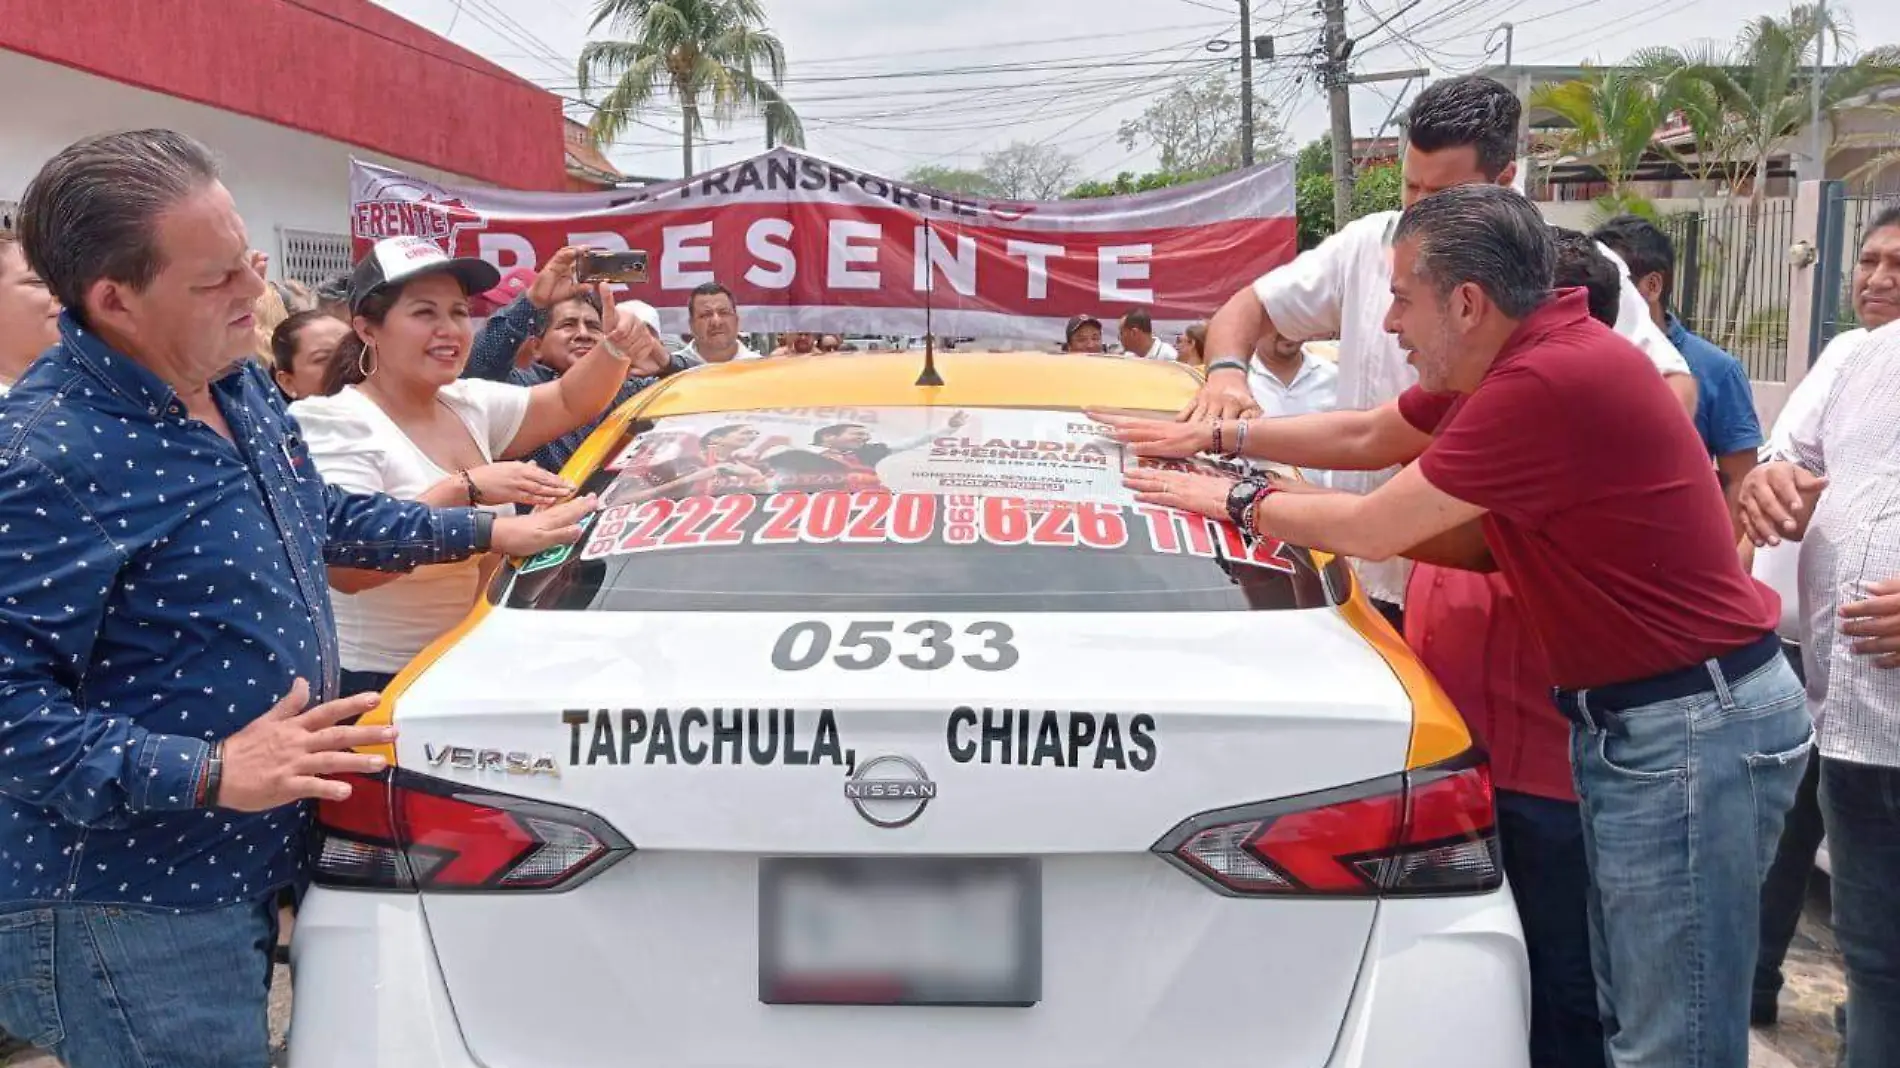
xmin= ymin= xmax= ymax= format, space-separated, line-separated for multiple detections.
xmin=1633 ymin=5 xmax=1900 ymax=344
xmin=1529 ymin=67 xmax=1671 ymax=221
xmin=1830 ymin=102 xmax=1900 ymax=190
xmin=578 ymin=0 xmax=806 ymax=179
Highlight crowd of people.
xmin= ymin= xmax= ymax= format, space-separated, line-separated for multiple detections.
xmin=0 ymin=69 xmax=1893 ymax=1068
xmin=1093 ymin=73 xmax=1899 ymax=1068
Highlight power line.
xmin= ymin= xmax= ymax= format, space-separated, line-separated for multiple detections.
xmin=1511 ymin=0 xmax=1715 ymax=61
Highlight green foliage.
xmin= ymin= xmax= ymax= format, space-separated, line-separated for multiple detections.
xmin=1528 ymin=67 xmax=1672 ymax=199
xmin=1295 ymin=136 xmax=1332 ymax=179
xmin=1296 ymin=162 xmax=1402 ymax=249
xmin=1066 ymin=168 xmax=1219 ymax=199
xmin=903 ymin=165 xmax=999 ymax=198
xmin=579 ymin=0 xmax=803 ymax=176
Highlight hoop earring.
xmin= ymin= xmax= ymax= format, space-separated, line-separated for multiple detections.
xmin=357 ymin=342 xmax=377 ymax=379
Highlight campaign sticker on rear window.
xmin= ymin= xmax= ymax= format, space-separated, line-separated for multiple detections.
xmin=501 ymin=404 xmax=1338 ymax=615
xmin=575 ymin=490 xmax=1297 ymax=574
xmin=599 ymin=406 xmax=1147 ymax=506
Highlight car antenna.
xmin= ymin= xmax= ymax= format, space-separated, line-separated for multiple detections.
xmin=916 ymin=215 xmax=945 ymax=387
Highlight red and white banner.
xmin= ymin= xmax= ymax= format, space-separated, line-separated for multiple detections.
xmin=348 ymin=148 xmax=1294 ymax=340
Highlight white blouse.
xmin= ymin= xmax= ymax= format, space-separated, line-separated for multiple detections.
xmin=291 ymin=379 xmax=530 ymax=673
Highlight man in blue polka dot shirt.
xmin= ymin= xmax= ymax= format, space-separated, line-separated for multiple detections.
xmin=0 ymin=130 xmax=595 ymax=1067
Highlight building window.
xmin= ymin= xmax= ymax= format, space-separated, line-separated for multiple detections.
xmin=278 ymin=229 xmax=354 ymax=287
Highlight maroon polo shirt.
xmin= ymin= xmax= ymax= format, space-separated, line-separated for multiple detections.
xmin=1397 ymin=289 xmax=1778 ymax=690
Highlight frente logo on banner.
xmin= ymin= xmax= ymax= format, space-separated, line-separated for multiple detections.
xmin=349 ymin=146 xmax=1296 ymax=340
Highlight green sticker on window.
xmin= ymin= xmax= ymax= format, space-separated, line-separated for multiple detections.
xmin=518 ymin=542 xmax=573 ymax=575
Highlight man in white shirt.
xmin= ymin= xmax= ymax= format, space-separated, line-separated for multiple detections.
xmin=1739 ymin=313 xmax=1900 ymax=1068
xmin=1174 ymin=74 xmax=1695 ymax=627
xmin=675 ymin=281 xmax=761 ymax=364
xmin=1746 ymin=202 xmax=1900 ymax=1030
xmin=1249 ymin=335 xmax=1338 ymax=418
xmin=1250 ymin=335 xmax=1340 ymax=487
xmin=1118 ymin=308 xmax=1178 ymax=360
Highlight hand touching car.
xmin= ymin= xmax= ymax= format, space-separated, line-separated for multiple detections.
xmin=466 ymin=462 xmax=576 ymax=509
xmin=1087 ymin=409 xmax=1217 ymax=459
xmin=491 ymin=495 xmax=600 ymax=557
xmin=217 ymin=678 xmax=392 ymax=810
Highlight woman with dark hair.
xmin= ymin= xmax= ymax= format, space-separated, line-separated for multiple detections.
xmin=1177 ymin=322 xmax=1209 ymax=368
xmin=269 ymin=309 xmax=352 ymax=400
xmin=0 ymin=229 xmax=59 ymax=395
xmin=293 ymin=238 xmax=667 ymax=694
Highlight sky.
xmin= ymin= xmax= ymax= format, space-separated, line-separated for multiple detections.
xmin=371 ymin=0 xmax=1900 ymax=185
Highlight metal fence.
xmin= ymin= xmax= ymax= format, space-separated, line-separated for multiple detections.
xmin=1822 ymin=192 xmax=1900 ymax=342
xmin=1664 ymin=199 xmax=1793 ymax=381
xmin=1659 ymin=198 xmax=1798 ymax=382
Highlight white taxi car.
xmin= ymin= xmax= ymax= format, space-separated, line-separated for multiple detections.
xmin=289 ymin=350 xmax=1531 ymax=1067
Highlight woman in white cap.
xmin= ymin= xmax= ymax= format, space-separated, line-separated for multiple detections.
xmin=293 ymin=236 xmax=666 ymax=695
xmin=462 ymin=246 xmax=690 ymax=472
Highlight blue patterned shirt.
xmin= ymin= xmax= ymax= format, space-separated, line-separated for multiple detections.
xmin=0 ymin=315 xmax=479 ymax=911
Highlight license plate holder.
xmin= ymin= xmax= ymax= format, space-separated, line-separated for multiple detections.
xmin=758 ymin=857 xmax=1041 ymax=1007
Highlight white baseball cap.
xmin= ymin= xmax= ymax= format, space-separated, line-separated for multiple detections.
xmin=622 ymin=298 xmax=663 ymax=335
xmin=350 ymin=236 xmax=501 ymax=314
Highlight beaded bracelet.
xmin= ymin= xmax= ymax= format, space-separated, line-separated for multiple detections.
xmin=1246 ymin=482 xmax=1279 ymax=537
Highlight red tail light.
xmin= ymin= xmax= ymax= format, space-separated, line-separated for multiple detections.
xmin=1153 ymin=753 xmax=1500 ymax=897
xmin=311 ymin=769 xmax=632 ymax=892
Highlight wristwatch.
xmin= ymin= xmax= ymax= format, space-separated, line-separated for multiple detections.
xmin=473 ymin=510 xmax=496 ymax=553
xmin=1226 ymin=476 xmax=1268 ymax=530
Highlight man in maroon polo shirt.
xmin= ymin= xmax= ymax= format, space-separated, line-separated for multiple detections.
xmin=1093 ymin=183 xmax=1809 ymax=1068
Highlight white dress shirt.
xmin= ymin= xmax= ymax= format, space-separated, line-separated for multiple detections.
xmin=1141 ymin=338 xmax=1179 ymax=361
xmin=1248 ymin=348 xmax=1340 ymax=418
xmin=1752 ymin=327 xmax=1866 ymax=640
xmin=1250 ymin=210 xmax=1690 ymax=606
xmin=675 ymin=340 xmax=762 ymax=363
xmin=1780 ymin=321 xmax=1900 ymax=766
xmin=1250 ymin=348 xmax=1341 ymax=487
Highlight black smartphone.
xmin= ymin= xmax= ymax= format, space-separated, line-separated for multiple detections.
xmin=577 ymin=250 xmax=650 ymax=284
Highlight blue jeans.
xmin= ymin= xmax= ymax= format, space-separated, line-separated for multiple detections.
xmin=1820 ymin=757 xmax=1900 ymax=1068
xmin=0 ymin=897 xmax=277 ymax=1067
xmin=1569 ymin=655 xmax=1811 ymax=1068
xmin=1497 ymin=789 xmax=1606 ymax=1068
xmin=1753 ymin=719 xmax=1826 ymax=1015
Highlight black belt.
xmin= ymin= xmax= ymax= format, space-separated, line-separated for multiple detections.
xmin=1551 ymin=632 xmax=1782 ymax=737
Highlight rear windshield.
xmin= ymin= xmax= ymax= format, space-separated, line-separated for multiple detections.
xmin=499 ymin=405 xmax=1344 ymax=613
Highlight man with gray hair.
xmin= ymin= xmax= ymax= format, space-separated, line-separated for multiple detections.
xmin=0 ymin=130 xmax=594 ymax=1066
xmin=1095 ymin=183 xmax=1806 ymax=1068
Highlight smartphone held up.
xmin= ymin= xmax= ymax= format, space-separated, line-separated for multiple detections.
xmin=577 ymin=249 xmax=650 ymax=285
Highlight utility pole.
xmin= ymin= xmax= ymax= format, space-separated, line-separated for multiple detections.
xmin=1240 ymin=0 xmax=1256 ymax=167
xmin=1808 ymin=0 xmax=1827 ymax=181
xmin=1320 ymin=0 xmax=1354 ymax=226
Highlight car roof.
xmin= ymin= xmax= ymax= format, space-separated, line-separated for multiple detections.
xmin=556 ymin=350 xmax=1207 ymax=479
xmin=639 ymin=351 xmax=1204 ymax=417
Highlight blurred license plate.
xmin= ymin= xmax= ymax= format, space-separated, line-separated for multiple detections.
xmin=759 ymin=857 xmax=1041 ymax=1006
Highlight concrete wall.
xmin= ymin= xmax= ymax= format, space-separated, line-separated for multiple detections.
xmin=0 ymin=50 xmax=483 ymax=281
